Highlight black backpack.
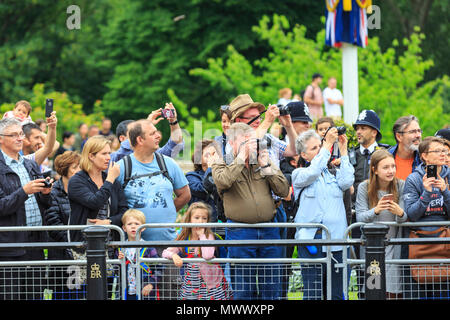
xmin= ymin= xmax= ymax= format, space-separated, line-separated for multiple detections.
xmin=287 ymin=187 xmax=305 ymax=222
xmin=122 ymin=152 xmax=174 ymax=189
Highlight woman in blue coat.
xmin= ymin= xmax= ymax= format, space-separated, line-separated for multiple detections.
xmin=292 ymin=128 xmax=354 ymax=300
xmin=403 ymin=136 xmax=450 ymax=299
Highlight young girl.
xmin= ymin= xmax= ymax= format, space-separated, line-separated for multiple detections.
xmin=355 ymin=149 xmax=407 ymax=298
xmin=162 ymin=202 xmax=231 ymax=300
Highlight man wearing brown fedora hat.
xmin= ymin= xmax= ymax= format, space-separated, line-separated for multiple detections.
xmin=209 ymin=122 xmax=289 ymax=300
xmin=227 ymin=94 xmax=298 ymax=167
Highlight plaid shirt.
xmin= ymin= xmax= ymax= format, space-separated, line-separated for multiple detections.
xmin=1 ymin=151 xmax=42 ymax=226
xmin=224 ymin=133 xmax=287 ymax=168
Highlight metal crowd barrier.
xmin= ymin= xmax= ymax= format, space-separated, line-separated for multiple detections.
xmin=343 ymin=221 xmax=450 ymax=300
xmin=0 ymin=222 xmax=448 ymax=300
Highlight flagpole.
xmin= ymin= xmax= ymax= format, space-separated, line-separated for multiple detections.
xmin=342 ymin=42 xmax=359 ymax=124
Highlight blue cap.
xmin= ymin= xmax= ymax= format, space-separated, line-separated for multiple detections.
xmin=353 ymin=109 xmax=382 ymax=141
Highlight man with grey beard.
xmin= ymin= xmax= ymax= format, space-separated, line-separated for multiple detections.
xmin=388 ymin=115 xmax=423 ymax=181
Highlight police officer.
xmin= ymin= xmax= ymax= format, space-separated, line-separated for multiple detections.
xmin=349 ymin=109 xmax=390 ymax=200
xmin=348 ymin=109 xmax=389 ymax=299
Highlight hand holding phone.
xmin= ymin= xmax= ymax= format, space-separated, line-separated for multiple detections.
xmin=45 ymin=99 xmax=54 ymax=118
xmin=381 ymin=194 xmax=394 ymax=202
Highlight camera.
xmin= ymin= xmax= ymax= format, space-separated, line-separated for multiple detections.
xmin=34 ymin=171 xmax=53 ymax=188
xmin=42 ymin=178 xmax=53 ymax=188
xmin=161 ymin=108 xmax=175 ymax=119
xmin=336 ymin=126 xmax=347 ymax=135
xmin=256 ymin=136 xmax=272 ymax=155
xmin=277 ymin=104 xmax=291 ymax=116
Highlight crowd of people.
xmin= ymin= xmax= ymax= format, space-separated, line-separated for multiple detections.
xmin=0 ymin=88 xmax=448 ymax=301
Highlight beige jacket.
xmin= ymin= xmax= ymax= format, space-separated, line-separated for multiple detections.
xmin=211 ymin=158 xmax=289 ymax=223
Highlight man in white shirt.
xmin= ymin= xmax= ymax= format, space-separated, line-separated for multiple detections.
xmin=323 ymin=77 xmax=344 ymax=119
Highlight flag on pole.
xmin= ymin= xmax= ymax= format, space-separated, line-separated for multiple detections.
xmin=325 ymin=0 xmax=371 ymax=48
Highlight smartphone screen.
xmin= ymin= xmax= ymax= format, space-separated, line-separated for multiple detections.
xmin=162 ymin=109 xmax=174 ymax=119
xmin=45 ymin=99 xmax=54 ymax=118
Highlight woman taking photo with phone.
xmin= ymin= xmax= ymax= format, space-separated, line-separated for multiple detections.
xmin=355 ymin=149 xmax=407 ymax=298
xmin=404 ymin=136 xmax=450 ymax=224
xmin=402 ymin=136 xmax=450 ymax=299
xmin=68 ymin=135 xmax=128 ymax=247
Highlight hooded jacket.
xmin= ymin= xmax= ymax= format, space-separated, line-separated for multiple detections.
xmin=404 ymin=164 xmax=450 ymax=230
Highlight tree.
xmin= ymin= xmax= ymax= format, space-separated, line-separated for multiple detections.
xmin=188 ymin=14 xmax=449 ymax=146
xmin=373 ymin=1 xmax=449 ymax=83
xmin=0 ymin=84 xmax=104 ymax=142
xmin=95 ymin=0 xmax=324 ymax=127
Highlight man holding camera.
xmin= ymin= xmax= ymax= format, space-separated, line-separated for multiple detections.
xmin=0 ymin=117 xmax=53 ymax=299
xmin=228 ymin=94 xmax=298 ymax=167
xmin=209 ymin=122 xmax=289 ymax=300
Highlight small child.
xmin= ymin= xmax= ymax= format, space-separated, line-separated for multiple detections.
xmin=162 ymin=202 xmax=231 ymax=300
xmin=316 ymin=116 xmax=341 ymax=167
xmin=2 ymin=100 xmax=33 ymax=125
xmin=315 ymin=116 xmax=335 ymax=139
xmin=118 ymin=209 xmax=161 ymax=300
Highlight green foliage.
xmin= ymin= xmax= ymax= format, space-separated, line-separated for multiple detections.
xmin=166 ymin=88 xmax=222 ymax=157
xmin=0 ymin=0 xmax=111 ymax=113
xmin=190 ymin=14 xmax=450 ymax=146
xmin=94 ymin=0 xmax=324 ymax=126
xmin=0 ymin=84 xmax=104 ymax=141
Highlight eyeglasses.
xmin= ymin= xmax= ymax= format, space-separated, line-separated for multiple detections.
xmin=0 ymin=132 xmax=25 ymax=139
xmin=426 ymin=149 xmax=449 ymax=156
xmin=398 ymin=129 xmax=423 ymax=135
xmin=220 ymin=105 xmax=229 ymax=111
xmin=238 ymin=116 xmax=262 ymax=122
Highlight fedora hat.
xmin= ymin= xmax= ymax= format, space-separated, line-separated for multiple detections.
xmin=229 ymin=94 xmax=266 ymax=122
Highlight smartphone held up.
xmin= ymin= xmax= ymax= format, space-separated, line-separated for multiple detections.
xmin=161 ymin=108 xmax=175 ymax=119
xmin=45 ymin=98 xmax=54 ymax=118
xmin=426 ymin=165 xmax=437 ymax=179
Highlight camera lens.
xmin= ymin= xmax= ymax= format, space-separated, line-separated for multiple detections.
xmin=277 ymin=105 xmax=290 ymax=116
xmin=336 ymin=126 xmax=347 ymax=135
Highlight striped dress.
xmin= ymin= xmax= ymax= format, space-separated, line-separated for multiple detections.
xmin=179 ymin=247 xmax=231 ymax=300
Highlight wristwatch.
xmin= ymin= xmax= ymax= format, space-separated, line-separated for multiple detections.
xmin=260 ymin=163 xmax=271 ymax=169
xmin=169 ymin=120 xmax=178 ymax=126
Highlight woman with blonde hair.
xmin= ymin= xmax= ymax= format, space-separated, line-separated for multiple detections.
xmin=355 ymin=148 xmax=407 ymax=298
xmin=68 ymin=135 xmax=128 ymax=247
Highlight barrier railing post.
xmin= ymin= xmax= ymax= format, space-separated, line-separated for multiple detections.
xmin=83 ymin=226 xmax=110 ymax=300
xmin=361 ymin=223 xmax=389 ymax=300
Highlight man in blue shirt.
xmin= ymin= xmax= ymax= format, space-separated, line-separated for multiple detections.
xmin=115 ymin=119 xmax=190 ymax=299
xmin=0 ymin=118 xmax=53 ymax=299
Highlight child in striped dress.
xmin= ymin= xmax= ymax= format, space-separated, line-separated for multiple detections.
xmin=162 ymin=202 xmax=231 ymax=300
